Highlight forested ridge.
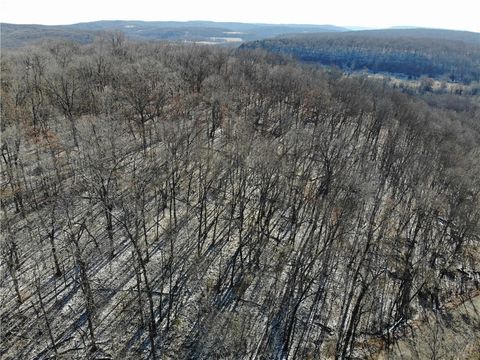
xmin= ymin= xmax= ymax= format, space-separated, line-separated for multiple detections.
xmin=241 ymin=29 xmax=480 ymax=84
xmin=1 ymin=38 xmax=480 ymax=359
xmin=1 ymin=21 xmax=346 ymax=49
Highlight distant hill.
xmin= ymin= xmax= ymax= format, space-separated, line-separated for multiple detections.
xmin=0 ymin=23 xmax=97 ymax=48
xmin=70 ymin=20 xmax=347 ymax=34
xmin=241 ymin=28 xmax=480 ymax=83
xmin=0 ymin=21 xmax=347 ymax=48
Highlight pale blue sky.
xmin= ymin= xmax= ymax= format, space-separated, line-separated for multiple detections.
xmin=1 ymin=0 xmax=478 ymax=32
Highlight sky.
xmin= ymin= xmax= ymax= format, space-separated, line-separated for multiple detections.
xmin=1 ymin=0 xmax=479 ymax=32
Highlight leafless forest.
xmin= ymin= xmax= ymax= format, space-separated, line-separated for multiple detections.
xmin=1 ymin=36 xmax=480 ymax=359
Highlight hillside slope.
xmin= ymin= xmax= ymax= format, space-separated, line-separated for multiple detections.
xmin=1 ymin=21 xmax=346 ymax=48
xmin=1 ymin=23 xmax=97 ymax=48
xmin=241 ymin=29 xmax=480 ymax=83
xmin=1 ymin=41 xmax=479 ymax=359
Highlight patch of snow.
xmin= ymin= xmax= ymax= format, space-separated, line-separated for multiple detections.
xmin=209 ymin=37 xmax=243 ymax=43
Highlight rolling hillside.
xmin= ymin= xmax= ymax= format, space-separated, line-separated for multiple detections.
xmin=0 ymin=21 xmax=347 ymax=48
xmin=1 ymin=39 xmax=479 ymax=360
xmin=241 ymin=29 xmax=480 ymax=83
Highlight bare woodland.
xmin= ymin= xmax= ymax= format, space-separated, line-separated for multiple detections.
xmin=1 ymin=36 xmax=480 ymax=359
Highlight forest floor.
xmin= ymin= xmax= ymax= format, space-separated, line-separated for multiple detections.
xmin=374 ymin=290 xmax=480 ymax=359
